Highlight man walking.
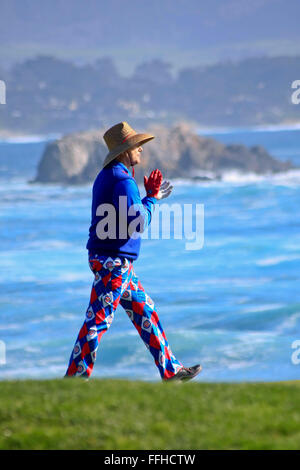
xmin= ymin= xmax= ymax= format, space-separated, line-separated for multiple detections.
xmin=65 ymin=122 xmax=201 ymax=381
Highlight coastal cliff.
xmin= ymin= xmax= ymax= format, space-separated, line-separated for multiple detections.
xmin=32 ymin=124 xmax=294 ymax=184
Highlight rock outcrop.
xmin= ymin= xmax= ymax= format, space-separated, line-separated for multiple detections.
xmin=32 ymin=124 xmax=294 ymax=184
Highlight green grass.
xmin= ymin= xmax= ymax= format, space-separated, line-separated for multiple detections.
xmin=0 ymin=379 xmax=299 ymax=450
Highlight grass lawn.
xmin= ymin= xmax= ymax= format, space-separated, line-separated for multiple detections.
xmin=0 ymin=379 xmax=299 ymax=450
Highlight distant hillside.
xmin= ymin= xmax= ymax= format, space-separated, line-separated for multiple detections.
xmin=1 ymin=55 xmax=300 ymax=135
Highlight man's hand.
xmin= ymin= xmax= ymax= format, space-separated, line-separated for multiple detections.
xmin=144 ymin=169 xmax=163 ymax=198
xmin=156 ymin=180 xmax=173 ymax=200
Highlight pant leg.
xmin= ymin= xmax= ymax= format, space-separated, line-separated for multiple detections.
xmin=119 ymin=265 xmax=183 ymax=380
xmin=65 ymin=254 xmax=133 ymax=377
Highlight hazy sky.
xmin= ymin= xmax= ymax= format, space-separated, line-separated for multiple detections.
xmin=1 ymin=0 xmax=299 ymax=74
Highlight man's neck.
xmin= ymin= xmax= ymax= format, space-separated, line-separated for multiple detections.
xmin=116 ymin=155 xmax=130 ymax=169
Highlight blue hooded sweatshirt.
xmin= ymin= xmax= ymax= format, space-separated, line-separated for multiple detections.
xmin=86 ymin=160 xmax=157 ymax=260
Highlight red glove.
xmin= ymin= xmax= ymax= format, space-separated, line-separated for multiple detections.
xmin=144 ymin=169 xmax=163 ymax=198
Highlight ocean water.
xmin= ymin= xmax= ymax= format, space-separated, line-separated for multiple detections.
xmin=0 ymin=128 xmax=300 ymax=382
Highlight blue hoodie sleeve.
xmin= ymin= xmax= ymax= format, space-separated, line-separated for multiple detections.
xmin=113 ymin=177 xmax=157 ymax=232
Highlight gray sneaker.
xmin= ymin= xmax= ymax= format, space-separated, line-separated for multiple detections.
xmin=165 ymin=364 xmax=202 ymax=382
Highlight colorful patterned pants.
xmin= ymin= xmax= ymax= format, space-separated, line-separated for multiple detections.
xmin=65 ymin=253 xmax=183 ymax=379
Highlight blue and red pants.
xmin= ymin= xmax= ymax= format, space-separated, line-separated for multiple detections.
xmin=65 ymin=254 xmax=183 ymax=379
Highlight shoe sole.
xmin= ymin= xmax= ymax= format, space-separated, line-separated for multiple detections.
xmin=163 ymin=365 xmax=202 ymax=383
xmin=180 ymin=365 xmax=202 ymax=382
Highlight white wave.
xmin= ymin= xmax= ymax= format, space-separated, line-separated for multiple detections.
xmin=268 ymin=169 xmax=300 ymax=185
xmin=0 ymin=323 xmax=21 ymax=331
xmin=64 ymin=287 xmax=91 ymax=296
xmin=240 ymin=303 xmax=285 ymax=314
xmin=220 ymin=169 xmax=300 ymax=185
xmin=256 ymin=254 xmax=300 ymax=266
xmin=58 ymin=312 xmax=79 ymax=320
xmin=0 ymin=133 xmax=61 ymax=144
xmin=18 ymin=276 xmax=40 ymax=283
xmin=226 ymin=360 xmax=258 ymax=370
xmin=197 ymin=122 xmax=300 ymax=135
xmin=275 ymin=312 xmax=300 ymax=333
xmin=198 ymin=277 xmax=273 ymax=287
xmin=30 ymin=315 xmax=56 ymax=324
xmin=0 ymin=363 xmax=66 ymax=380
xmin=24 ymin=239 xmax=73 ymax=250
xmin=23 ymin=346 xmax=41 ymax=353
xmin=116 ymin=347 xmax=151 ymax=367
xmin=169 ymin=169 xmax=300 ymax=187
xmin=57 ymin=272 xmax=90 ymax=282
xmin=220 ymin=170 xmax=267 ymax=184
xmin=253 ymin=123 xmax=300 ymax=132
xmin=283 ymin=240 xmax=300 ymax=251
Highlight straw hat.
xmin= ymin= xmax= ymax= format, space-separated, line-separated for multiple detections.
xmin=102 ymin=122 xmax=155 ymax=167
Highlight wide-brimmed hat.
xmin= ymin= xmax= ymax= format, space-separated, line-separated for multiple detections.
xmin=102 ymin=121 xmax=154 ymax=168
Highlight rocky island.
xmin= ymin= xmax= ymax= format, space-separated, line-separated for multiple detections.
xmin=32 ymin=124 xmax=294 ymax=185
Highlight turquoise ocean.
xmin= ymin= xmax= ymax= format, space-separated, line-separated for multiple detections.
xmin=0 ymin=127 xmax=300 ymax=382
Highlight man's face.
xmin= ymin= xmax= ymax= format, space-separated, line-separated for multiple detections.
xmin=127 ymin=145 xmax=143 ymax=166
